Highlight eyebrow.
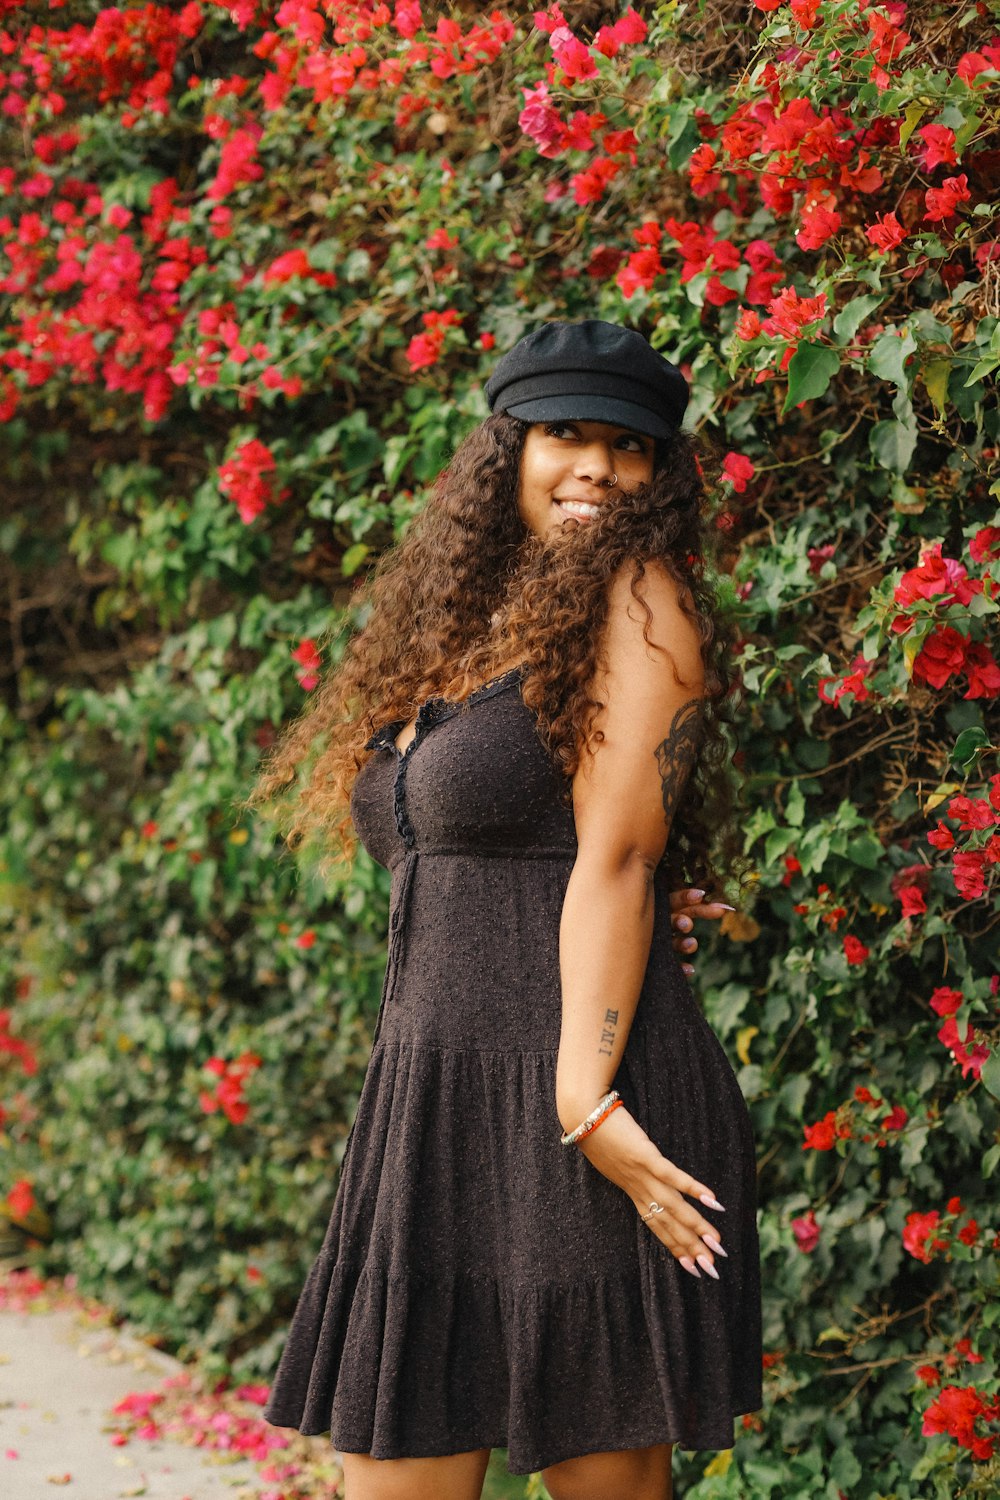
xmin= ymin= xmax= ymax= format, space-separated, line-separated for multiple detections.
xmin=554 ymin=420 xmax=649 ymax=441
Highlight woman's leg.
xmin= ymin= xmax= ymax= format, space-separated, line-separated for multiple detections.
xmin=340 ymin=1447 xmax=492 ymax=1500
xmin=540 ymin=1442 xmax=673 ymax=1500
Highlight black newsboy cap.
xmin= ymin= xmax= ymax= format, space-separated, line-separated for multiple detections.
xmin=484 ymin=319 xmax=689 ymax=439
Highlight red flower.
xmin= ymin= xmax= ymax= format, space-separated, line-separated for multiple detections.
xmin=218 ymin=439 xmax=290 ymax=525
xmin=616 ymin=247 xmax=663 ymax=299
xmin=263 ymin=249 xmax=313 ymax=284
xmin=969 ymin=525 xmax=1000 ymax=563
xmin=689 ymin=144 xmax=722 ymax=197
xmin=903 ymin=1209 xmax=945 ymax=1263
xmin=295 ymin=929 xmax=316 ymax=949
xmin=802 ymin=1111 xmax=837 ymax=1150
xmin=762 ymin=287 xmax=827 ymax=338
xmin=722 ymin=452 xmax=755 ymax=492
xmin=291 ymin=638 xmax=321 ymax=691
xmin=796 ymin=198 xmax=841 ymax=250
xmin=916 ymin=1365 xmax=941 ymax=1387
xmin=894 ymin=542 xmax=968 ymax=605
xmin=842 ymin=934 xmax=870 ymax=965
xmin=917 ymin=124 xmax=958 ymax=170
xmin=405 ymin=308 xmax=462 ymax=371
xmin=930 ymin=987 xmax=964 ymax=1018
xmin=911 ymin=626 xmax=968 ymax=690
xmin=881 ymin=1104 xmax=907 ymax=1132
xmin=922 ymin=1385 xmax=1000 ymax=1460
xmin=865 ymin=211 xmax=907 ymax=252
xmin=957 ymin=46 xmax=1000 ymax=85
xmin=6 ymin=1179 xmax=35 ymax=1220
xmin=963 ymin=642 xmax=1000 ymax=699
xmin=923 ymin=174 xmax=971 ymax=222
xmin=570 ymin=156 xmax=620 ymax=205
xmin=731 ymin=312 xmax=761 ymax=343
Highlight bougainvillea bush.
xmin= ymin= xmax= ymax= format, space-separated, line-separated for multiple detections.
xmin=1 ymin=1 xmax=998 ymax=1494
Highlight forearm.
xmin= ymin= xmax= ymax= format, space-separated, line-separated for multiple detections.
xmin=555 ymin=849 xmax=655 ymax=1135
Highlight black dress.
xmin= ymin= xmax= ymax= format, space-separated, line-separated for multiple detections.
xmin=262 ymin=665 xmax=762 ymax=1474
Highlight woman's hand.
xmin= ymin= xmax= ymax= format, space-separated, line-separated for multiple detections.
xmin=574 ymin=1105 xmax=727 ymax=1280
xmin=669 ymin=887 xmax=735 ymax=977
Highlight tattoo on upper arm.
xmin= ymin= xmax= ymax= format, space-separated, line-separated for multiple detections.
xmin=655 ymin=698 xmax=704 ymax=830
xmin=598 ymin=1007 xmax=619 ymax=1057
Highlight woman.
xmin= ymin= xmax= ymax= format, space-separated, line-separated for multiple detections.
xmin=251 ymin=319 xmax=762 ymax=1500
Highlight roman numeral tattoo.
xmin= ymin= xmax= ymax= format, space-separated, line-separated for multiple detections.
xmin=655 ymin=698 xmax=704 ymax=831
xmin=598 ymin=1007 xmax=619 ymax=1057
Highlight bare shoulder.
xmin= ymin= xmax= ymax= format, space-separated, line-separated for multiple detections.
xmin=597 ymin=558 xmax=704 ymax=701
xmin=571 ymin=559 xmax=707 ymax=862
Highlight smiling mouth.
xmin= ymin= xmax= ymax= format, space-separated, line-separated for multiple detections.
xmin=554 ymin=498 xmax=604 ymax=521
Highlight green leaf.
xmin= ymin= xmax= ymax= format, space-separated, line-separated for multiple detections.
xmin=870 ymin=414 xmax=917 ymax=474
xmin=341 ymin=542 xmax=370 ymax=577
xmin=922 ymin=359 xmax=951 ymax=416
xmin=868 ymin=327 xmax=917 ymax=392
xmin=982 ymin=1142 xmax=1000 ymax=1179
xmin=898 ymin=101 xmax=927 ymax=149
xmin=782 ymin=342 xmax=840 ymax=413
xmin=951 ymin=726 xmax=990 ymax=769
xmin=965 ymin=356 xmax=1000 ymax=386
xmin=833 ymin=294 xmax=884 ymax=345
xmin=980 ymin=1048 xmax=1000 ymax=1103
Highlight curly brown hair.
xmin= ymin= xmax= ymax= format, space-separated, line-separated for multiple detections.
xmin=242 ymin=412 xmax=752 ymax=900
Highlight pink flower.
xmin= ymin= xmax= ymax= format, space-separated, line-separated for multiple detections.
xmin=791 ymin=1209 xmax=821 ymax=1253
xmin=550 ymin=28 xmax=599 ymax=81
xmin=518 ymin=82 xmax=565 ymax=158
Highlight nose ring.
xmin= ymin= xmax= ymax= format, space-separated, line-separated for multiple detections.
xmin=605 ymin=473 xmax=618 ymax=488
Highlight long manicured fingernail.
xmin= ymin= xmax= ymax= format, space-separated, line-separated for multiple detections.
xmin=696 ymin=1254 xmax=720 ymax=1280
xmin=699 ymin=1194 xmax=726 ymax=1211
xmin=681 ymin=964 xmax=694 ymax=977
xmin=688 ymin=888 xmax=706 ymax=900
xmin=679 ymin=1256 xmax=702 ymax=1278
xmin=702 ymin=1233 xmax=728 ymax=1257
xmin=718 ymin=903 xmax=736 ymax=911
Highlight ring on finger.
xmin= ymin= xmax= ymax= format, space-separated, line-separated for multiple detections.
xmin=640 ymin=1202 xmax=665 ymax=1222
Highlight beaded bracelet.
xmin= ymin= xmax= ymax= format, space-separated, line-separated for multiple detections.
xmin=560 ymin=1090 xmax=622 ymax=1147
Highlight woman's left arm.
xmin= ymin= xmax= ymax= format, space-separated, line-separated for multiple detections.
xmin=555 ymin=560 xmax=706 ymax=1135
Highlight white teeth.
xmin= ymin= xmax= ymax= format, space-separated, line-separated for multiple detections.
xmin=557 ymin=500 xmax=602 ymax=520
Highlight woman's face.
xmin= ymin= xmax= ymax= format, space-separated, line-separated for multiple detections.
xmin=516 ymin=418 xmax=656 ymax=539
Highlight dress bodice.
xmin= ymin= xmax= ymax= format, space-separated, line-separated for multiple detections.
xmin=349 ymin=667 xmax=578 ymax=871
